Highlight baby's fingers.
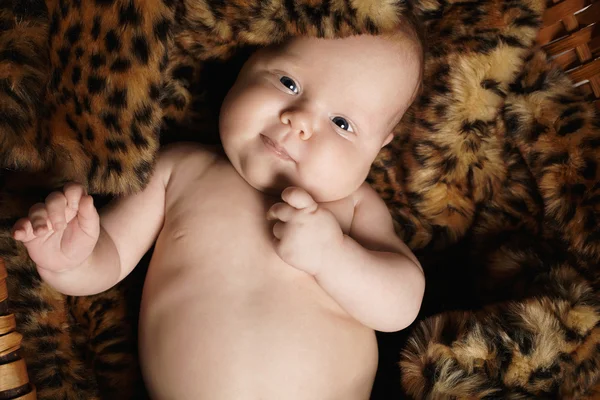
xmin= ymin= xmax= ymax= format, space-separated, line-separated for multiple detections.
xmin=45 ymin=192 xmax=68 ymax=231
xmin=272 ymin=221 xmax=286 ymax=240
xmin=12 ymin=218 xmax=35 ymax=242
xmin=28 ymin=203 xmax=51 ymax=236
xmin=267 ymin=202 xmax=298 ymax=222
xmin=63 ymin=183 xmax=86 ymax=211
xmin=281 ymin=187 xmax=317 ymax=212
xmin=76 ymin=195 xmax=99 ymax=237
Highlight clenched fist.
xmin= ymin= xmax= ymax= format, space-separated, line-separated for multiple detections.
xmin=267 ymin=187 xmax=344 ymax=276
xmin=12 ymin=183 xmax=100 ymax=272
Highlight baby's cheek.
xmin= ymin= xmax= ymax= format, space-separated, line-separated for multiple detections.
xmin=299 ymin=159 xmax=352 ymax=201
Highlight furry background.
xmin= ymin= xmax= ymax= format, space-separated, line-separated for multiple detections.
xmin=0 ymin=0 xmax=598 ymax=398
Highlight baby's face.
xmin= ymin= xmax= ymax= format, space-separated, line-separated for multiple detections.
xmin=219 ymin=34 xmax=421 ymax=202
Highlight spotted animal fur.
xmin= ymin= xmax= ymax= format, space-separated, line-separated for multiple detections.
xmin=0 ymin=0 xmax=598 ymax=398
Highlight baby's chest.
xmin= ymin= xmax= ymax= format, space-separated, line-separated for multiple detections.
xmin=164 ymin=169 xmax=355 ymax=248
xmin=147 ymin=168 xmax=357 ymax=315
xmin=165 ymin=187 xmax=275 ymax=249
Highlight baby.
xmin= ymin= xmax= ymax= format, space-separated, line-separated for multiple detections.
xmin=13 ymin=29 xmax=425 ymax=400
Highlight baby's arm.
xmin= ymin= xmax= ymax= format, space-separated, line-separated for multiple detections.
xmin=15 ymin=144 xmax=187 ymax=296
xmin=315 ymin=183 xmax=425 ymax=332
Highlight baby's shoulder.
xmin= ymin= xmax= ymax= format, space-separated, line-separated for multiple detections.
xmin=159 ymin=141 xmax=221 ymax=161
xmin=152 ymin=142 xmax=223 ymax=189
xmin=347 ymin=181 xmax=394 ymax=228
xmin=350 ymin=182 xmax=380 ymax=209
xmin=158 ymin=142 xmax=221 ymax=171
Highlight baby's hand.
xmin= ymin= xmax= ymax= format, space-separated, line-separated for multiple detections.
xmin=12 ymin=183 xmax=100 ymax=273
xmin=267 ymin=187 xmax=343 ymax=275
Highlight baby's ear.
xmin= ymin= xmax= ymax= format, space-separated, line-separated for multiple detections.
xmin=382 ymin=133 xmax=394 ymax=147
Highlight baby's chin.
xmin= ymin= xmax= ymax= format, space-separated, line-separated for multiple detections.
xmin=304 ymin=188 xmax=355 ymax=203
xmin=236 ymin=162 xmax=357 ymax=202
xmin=238 ymin=169 xmax=293 ymax=197
xmin=260 ymin=184 xmax=352 ymax=203
xmin=242 ymin=173 xmax=347 ymax=202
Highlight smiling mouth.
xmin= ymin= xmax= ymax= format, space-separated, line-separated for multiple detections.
xmin=260 ymin=134 xmax=294 ymax=162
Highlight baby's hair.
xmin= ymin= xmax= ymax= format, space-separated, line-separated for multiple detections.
xmin=383 ymin=11 xmax=427 ymax=105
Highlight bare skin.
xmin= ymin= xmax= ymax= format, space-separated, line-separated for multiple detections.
xmin=139 ymin=145 xmax=379 ymax=399
xmin=12 ymin=34 xmax=425 ymax=399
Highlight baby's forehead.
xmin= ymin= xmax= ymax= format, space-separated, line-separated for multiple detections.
xmin=250 ymin=34 xmax=422 ymax=123
xmin=255 ymin=32 xmax=416 ymax=62
xmin=258 ymin=36 xmax=419 ymax=85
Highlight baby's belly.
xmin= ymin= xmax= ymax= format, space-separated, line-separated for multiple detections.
xmin=138 ymin=242 xmax=378 ymax=400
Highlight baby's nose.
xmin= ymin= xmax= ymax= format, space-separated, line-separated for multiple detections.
xmin=280 ymin=110 xmax=314 ymax=140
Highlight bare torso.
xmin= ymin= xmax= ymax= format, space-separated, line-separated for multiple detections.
xmin=139 ymin=147 xmax=378 ymax=399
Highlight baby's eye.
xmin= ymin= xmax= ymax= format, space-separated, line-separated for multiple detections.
xmin=279 ymin=76 xmax=298 ymax=94
xmin=331 ymin=116 xmax=353 ymax=133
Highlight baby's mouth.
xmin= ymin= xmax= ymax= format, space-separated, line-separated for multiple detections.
xmin=260 ymin=134 xmax=295 ymax=162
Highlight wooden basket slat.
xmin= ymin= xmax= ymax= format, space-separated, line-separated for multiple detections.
xmin=576 ymin=0 xmax=600 ymax=26
xmin=553 ymin=49 xmax=579 ymax=69
xmin=589 ymin=35 xmax=600 ymax=57
xmin=568 ymin=58 xmax=600 ymax=80
xmin=539 ymin=0 xmax=599 ymax=44
xmin=539 ymin=0 xmax=600 ymax=108
xmin=543 ymin=0 xmax=591 ymax=26
xmin=543 ymin=23 xmax=598 ymax=55
xmin=552 ymin=37 xmax=600 ymax=70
